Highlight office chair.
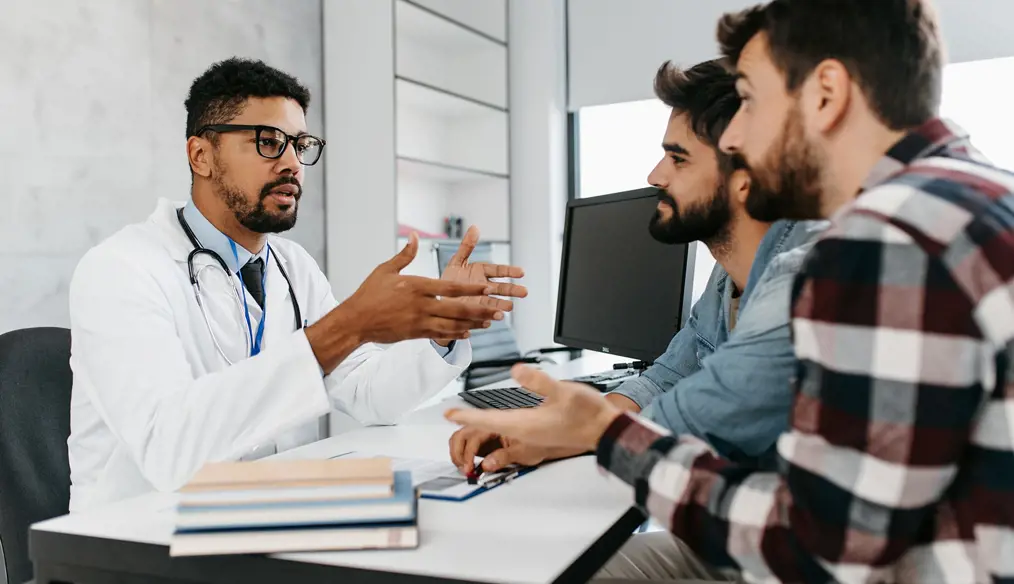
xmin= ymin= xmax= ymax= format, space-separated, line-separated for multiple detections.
xmin=434 ymin=242 xmax=577 ymax=389
xmin=0 ymin=328 xmax=73 ymax=584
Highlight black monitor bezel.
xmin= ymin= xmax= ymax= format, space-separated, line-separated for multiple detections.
xmin=553 ymin=187 xmax=693 ymax=362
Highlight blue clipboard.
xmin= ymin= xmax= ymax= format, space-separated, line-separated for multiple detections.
xmin=419 ymin=465 xmax=537 ymax=502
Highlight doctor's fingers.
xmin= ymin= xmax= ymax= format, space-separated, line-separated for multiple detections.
xmin=420 ymin=316 xmax=491 ymax=339
xmin=423 ymin=298 xmax=503 ymax=322
xmin=405 ymin=276 xmax=489 ymax=299
xmin=481 ymin=262 xmax=525 ymax=279
xmin=485 ymin=281 xmax=528 ymax=300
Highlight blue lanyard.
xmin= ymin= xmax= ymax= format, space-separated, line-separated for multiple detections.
xmin=230 ymin=239 xmax=270 ymax=357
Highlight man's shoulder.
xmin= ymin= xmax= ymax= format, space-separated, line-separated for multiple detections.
xmin=761 ymin=220 xmax=828 ymax=282
xmin=77 ymin=220 xmax=167 ymax=275
xmin=839 ymin=155 xmax=1014 ymax=258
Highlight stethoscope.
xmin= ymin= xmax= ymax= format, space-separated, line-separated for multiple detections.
xmin=176 ymin=208 xmax=302 ymax=365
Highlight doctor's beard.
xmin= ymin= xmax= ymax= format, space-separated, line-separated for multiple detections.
xmin=214 ymin=174 xmax=302 ymax=234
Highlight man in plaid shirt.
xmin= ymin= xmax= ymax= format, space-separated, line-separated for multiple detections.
xmin=446 ymin=1 xmax=1014 ymax=582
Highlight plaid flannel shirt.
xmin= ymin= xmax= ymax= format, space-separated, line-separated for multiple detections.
xmin=597 ymin=119 xmax=1014 ymax=584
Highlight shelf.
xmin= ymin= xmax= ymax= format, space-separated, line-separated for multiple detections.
xmin=396 ymin=79 xmax=509 ymax=176
xmin=397 ymin=168 xmax=509 ymax=240
xmin=396 ymin=77 xmax=505 ymax=115
xmin=397 ymin=0 xmax=504 ymax=51
xmin=396 ymin=0 xmax=507 ymax=108
xmin=404 ymin=0 xmax=506 ymax=43
xmin=398 ymin=157 xmax=508 ymax=183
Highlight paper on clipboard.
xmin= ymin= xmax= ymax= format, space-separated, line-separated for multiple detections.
xmin=330 ymin=452 xmax=531 ymax=502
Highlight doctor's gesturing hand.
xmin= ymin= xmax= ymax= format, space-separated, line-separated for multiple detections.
xmin=306 ymin=233 xmax=505 ymax=373
xmin=434 ymin=225 xmax=527 ymax=347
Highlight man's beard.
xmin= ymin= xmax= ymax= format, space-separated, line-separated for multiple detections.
xmin=213 ymin=171 xmax=302 ymax=234
xmin=648 ymin=183 xmax=732 ymax=247
xmin=740 ymin=103 xmax=824 ymax=221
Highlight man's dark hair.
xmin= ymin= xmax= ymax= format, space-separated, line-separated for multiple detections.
xmin=654 ymin=59 xmax=742 ymax=173
xmin=717 ymin=0 xmax=943 ymax=130
xmin=184 ymin=57 xmax=311 ymax=138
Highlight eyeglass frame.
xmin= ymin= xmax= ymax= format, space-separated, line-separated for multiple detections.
xmin=195 ymin=124 xmax=327 ymax=166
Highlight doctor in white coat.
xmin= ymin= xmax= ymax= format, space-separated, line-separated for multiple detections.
xmin=66 ymin=58 xmax=526 ymax=512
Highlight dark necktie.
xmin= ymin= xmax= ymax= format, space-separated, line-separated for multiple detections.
xmin=240 ymin=257 xmax=266 ymax=308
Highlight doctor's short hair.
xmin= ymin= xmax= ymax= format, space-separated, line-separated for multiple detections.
xmin=184 ymin=57 xmax=311 ymax=139
xmin=653 ymin=59 xmax=743 ymax=175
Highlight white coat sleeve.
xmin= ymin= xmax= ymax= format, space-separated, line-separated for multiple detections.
xmin=306 ymin=262 xmax=472 ymax=425
xmin=68 ymin=248 xmax=331 ymax=493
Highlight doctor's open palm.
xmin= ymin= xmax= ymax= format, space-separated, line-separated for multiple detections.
xmin=305 ymin=234 xmax=507 ymax=373
xmin=440 ymin=225 xmax=528 ymax=312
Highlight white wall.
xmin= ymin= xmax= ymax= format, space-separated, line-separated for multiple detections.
xmin=397 ymin=177 xmax=449 ymax=236
xmin=323 ymin=0 xmax=397 ymax=303
xmin=448 ymin=180 xmax=510 ymax=242
xmin=567 ymin=0 xmax=1014 ymax=109
xmin=509 ymin=0 xmax=569 ymax=353
xmin=0 ymin=0 xmax=325 ymax=334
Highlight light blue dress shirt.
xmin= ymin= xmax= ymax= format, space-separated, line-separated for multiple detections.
xmin=181 ymin=200 xmax=455 ymax=359
xmin=610 ymin=220 xmax=827 ymax=468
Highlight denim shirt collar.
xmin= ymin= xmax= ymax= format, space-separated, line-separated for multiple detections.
xmin=181 ymin=199 xmax=268 ymax=274
xmin=739 ymin=220 xmax=804 ymax=311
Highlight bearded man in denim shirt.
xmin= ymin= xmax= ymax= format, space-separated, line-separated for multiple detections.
xmin=451 ymin=59 xmax=824 ymax=475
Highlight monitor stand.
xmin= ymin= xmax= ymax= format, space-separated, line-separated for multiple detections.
xmin=567 ymin=361 xmax=651 ymax=392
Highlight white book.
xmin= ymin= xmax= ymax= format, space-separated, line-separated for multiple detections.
xmin=169 ymin=524 xmax=418 ymax=556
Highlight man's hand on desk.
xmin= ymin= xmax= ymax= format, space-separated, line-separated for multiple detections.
xmin=307 ymin=234 xmax=505 ymax=373
xmin=434 ymin=226 xmax=528 ymax=347
xmin=445 ymin=365 xmax=626 ymax=456
xmin=449 ymin=392 xmax=642 ymax=473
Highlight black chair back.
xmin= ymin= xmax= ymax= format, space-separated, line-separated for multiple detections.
xmin=0 ymin=327 xmax=72 ymax=584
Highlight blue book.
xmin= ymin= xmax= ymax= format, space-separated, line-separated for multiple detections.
xmin=174 ymin=471 xmax=416 ymax=532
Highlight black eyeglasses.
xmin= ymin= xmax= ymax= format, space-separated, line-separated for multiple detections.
xmin=196 ymin=124 xmax=326 ymax=166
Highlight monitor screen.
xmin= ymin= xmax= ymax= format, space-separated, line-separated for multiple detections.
xmin=554 ymin=187 xmax=692 ymax=363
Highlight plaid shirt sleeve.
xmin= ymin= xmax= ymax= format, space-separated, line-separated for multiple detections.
xmin=597 ymin=211 xmax=986 ymax=583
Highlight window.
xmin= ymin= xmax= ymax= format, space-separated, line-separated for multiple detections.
xmin=575 ymin=99 xmax=672 ymax=199
xmin=940 ymin=56 xmax=1014 ymax=171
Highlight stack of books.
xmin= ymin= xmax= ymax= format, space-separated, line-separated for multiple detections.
xmin=169 ymin=457 xmax=418 ymax=557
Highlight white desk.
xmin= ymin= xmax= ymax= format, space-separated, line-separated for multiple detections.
xmin=30 ymin=355 xmax=644 ymax=584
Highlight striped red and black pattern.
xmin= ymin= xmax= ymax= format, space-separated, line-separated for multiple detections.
xmin=597 ymin=119 xmax=1014 ymax=584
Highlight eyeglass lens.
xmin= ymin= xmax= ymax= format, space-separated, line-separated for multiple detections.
xmin=256 ymin=127 xmax=324 ymax=165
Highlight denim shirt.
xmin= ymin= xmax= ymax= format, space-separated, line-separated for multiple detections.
xmin=611 ymin=219 xmax=827 ymax=465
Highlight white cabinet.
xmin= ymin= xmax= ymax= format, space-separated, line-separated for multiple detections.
xmin=394 ymin=0 xmax=511 ymax=276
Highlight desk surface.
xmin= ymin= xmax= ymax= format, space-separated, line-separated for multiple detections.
xmin=31 ymin=355 xmax=642 ymax=584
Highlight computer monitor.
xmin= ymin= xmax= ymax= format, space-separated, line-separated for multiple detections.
xmin=554 ymin=187 xmax=695 ymax=363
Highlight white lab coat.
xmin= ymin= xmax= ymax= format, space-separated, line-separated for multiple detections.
xmin=66 ymin=198 xmax=471 ymax=512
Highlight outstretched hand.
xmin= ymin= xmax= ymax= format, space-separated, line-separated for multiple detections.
xmin=444 ymin=365 xmax=623 ymax=453
xmin=440 ymin=226 xmax=528 ymax=313
xmin=341 ymin=233 xmax=504 ymax=343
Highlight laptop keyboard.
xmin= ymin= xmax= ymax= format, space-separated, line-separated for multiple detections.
xmin=459 ymin=370 xmax=639 ymax=410
xmin=459 ymin=386 xmax=544 ymax=410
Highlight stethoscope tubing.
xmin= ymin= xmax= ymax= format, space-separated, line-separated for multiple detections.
xmin=175 ymin=207 xmax=303 ymax=364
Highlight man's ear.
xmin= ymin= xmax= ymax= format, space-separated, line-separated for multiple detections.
xmin=808 ymin=58 xmax=852 ymax=134
xmin=187 ymin=136 xmax=214 ymax=178
xmin=728 ymin=167 xmax=751 ymax=206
